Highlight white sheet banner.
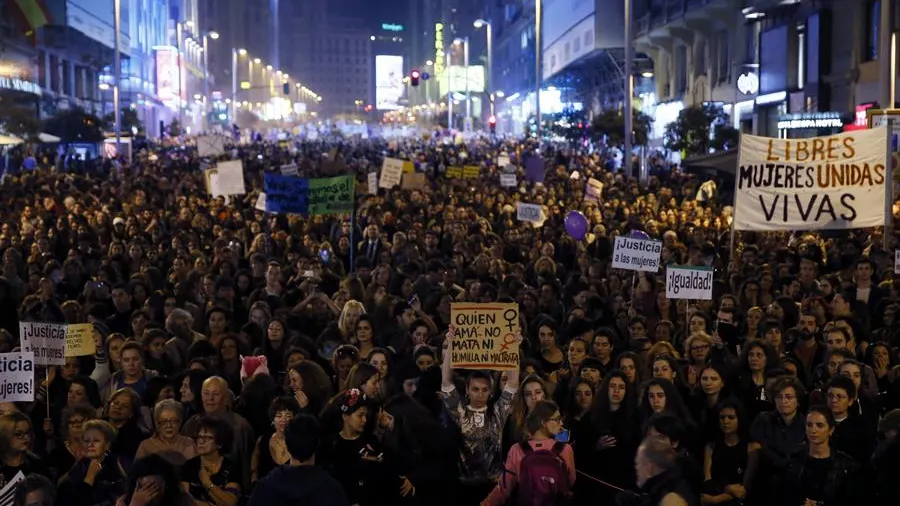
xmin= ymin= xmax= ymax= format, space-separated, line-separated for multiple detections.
xmin=19 ymin=322 xmax=67 ymax=366
xmin=0 ymin=353 xmax=34 ymax=402
xmin=379 ymin=158 xmax=404 ymax=188
xmin=612 ymin=236 xmax=662 ymax=272
xmin=735 ymin=127 xmax=888 ymax=230
xmin=281 ymin=163 xmax=299 ymax=177
xmin=665 ymin=266 xmax=714 ymax=300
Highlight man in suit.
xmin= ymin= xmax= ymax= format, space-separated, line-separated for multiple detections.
xmin=357 ymin=224 xmax=388 ymax=264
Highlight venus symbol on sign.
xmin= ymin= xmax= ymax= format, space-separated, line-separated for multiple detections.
xmin=503 ymin=309 xmax=518 ymax=331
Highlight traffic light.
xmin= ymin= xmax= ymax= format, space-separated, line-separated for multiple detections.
xmin=410 ymin=69 xmax=420 ymax=87
xmin=488 ymin=115 xmax=496 ymax=134
xmin=282 ymin=82 xmax=290 ymax=95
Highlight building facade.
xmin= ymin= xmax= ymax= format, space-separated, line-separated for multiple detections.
xmin=633 ymin=0 xmax=898 ymax=142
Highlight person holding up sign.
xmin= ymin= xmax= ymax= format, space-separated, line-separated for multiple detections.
xmin=440 ymin=326 xmax=521 ymax=506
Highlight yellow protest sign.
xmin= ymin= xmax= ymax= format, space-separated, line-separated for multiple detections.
xmin=65 ymin=323 xmax=96 ymax=357
xmin=402 ymin=161 xmax=415 ymax=174
xmin=446 ymin=166 xmax=463 ymax=178
xmin=463 ymin=165 xmax=480 ymax=178
xmin=449 ymin=302 xmax=520 ymax=370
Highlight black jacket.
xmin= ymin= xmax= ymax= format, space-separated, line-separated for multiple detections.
xmin=616 ymin=469 xmax=699 ymax=506
xmin=247 ymin=465 xmax=348 ymax=506
xmin=782 ymin=448 xmax=862 ymax=505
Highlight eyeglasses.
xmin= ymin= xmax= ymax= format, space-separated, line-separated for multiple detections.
xmin=157 ymin=419 xmax=180 ymax=427
xmin=690 ymin=345 xmax=711 ymax=352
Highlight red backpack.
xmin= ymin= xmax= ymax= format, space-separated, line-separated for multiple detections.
xmin=516 ymin=441 xmax=572 ymax=506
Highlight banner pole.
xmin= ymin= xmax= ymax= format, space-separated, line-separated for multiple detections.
xmin=729 ymin=133 xmax=744 ymax=258
xmin=885 ymin=116 xmax=894 ymax=251
xmin=350 ymin=187 xmax=358 ymax=275
xmin=45 ymin=368 xmax=50 ymax=418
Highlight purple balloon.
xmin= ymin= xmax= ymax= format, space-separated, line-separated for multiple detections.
xmin=629 ymin=229 xmax=651 ymax=240
xmin=564 ymin=211 xmax=589 ymax=240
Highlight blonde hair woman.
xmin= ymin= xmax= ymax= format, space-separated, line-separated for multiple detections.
xmin=338 ymin=300 xmax=366 ymax=340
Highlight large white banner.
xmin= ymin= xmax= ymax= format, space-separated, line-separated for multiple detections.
xmin=735 ymin=127 xmax=888 ymax=230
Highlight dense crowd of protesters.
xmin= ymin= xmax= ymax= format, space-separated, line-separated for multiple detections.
xmin=0 ymin=136 xmax=898 ymax=506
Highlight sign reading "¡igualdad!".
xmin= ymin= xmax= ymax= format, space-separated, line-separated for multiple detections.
xmin=735 ymin=127 xmax=887 ymax=231
xmin=665 ymin=266 xmax=714 ymax=300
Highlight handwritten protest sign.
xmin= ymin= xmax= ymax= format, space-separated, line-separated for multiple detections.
xmin=517 ymin=202 xmax=543 ymax=223
xmin=735 ymin=127 xmax=887 ymax=230
xmin=368 ymin=172 xmax=378 ymax=195
xmin=612 ymin=236 xmax=662 ymax=272
xmin=0 ymin=353 xmax=34 ymax=402
xmin=585 ymin=177 xmax=604 ymax=202
xmin=665 ymin=266 xmax=714 ymax=300
xmin=205 ymin=160 xmax=246 ymax=197
xmin=65 ymin=323 xmax=96 ymax=357
xmin=255 ymin=192 xmax=268 ymax=211
xmin=263 ymin=174 xmax=309 ymax=214
xmin=19 ymin=322 xmax=66 ymax=366
xmin=446 ymin=166 xmax=463 ymax=178
xmin=500 ymin=173 xmax=517 ymax=188
xmin=402 ymin=172 xmax=426 ymax=190
xmin=402 ymin=161 xmax=415 ymax=174
xmin=197 ymin=135 xmax=226 ymax=157
xmin=379 ymin=158 xmax=404 ymax=188
xmin=280 ymin=163 xmax=299 ymax=177
xmin=308 ymin=176 xmax=355 ymax=215
xmin=449 ymin=303 xmax=520 ymax=370
xmin=463 ymin=166 xmax=480 ymax=178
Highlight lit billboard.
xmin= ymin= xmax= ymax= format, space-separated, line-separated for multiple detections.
xmin=67 ymin=0 xmax=131 ymax=54
xmin=155 ymin=47 xmax=180 ymax=107
xmin=375 ymin=55 xmax=404 ymax=110
xmin=438 ymin=65 xmax=485 ymax=96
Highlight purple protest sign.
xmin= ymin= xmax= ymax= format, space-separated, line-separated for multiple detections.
xmin=525 ymin=156 xmax=545 ymax=183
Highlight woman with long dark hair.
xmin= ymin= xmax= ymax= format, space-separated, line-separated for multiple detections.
xmin=501 ymin=375 xmax=547 ymax=458
xmin=286 ymin=361 xmax=334 ymax=416
xmin=701 ymin=399 xmax=749 ymax=506
xmin=377 ymin=394 xmax=458 ymax=505
xmin=118 ymin=454 xmax=194 ymax=506
xmin=582 ymin=370 xmax=640 ymax=505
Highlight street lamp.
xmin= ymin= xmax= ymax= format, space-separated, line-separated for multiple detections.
xmin=535 ymin=0 xmax=542 ymax=137
xmin=202 ymin=30 xmax=219 ymax=132
xmin=624 ymin=0 xmax=634 ymax=176
xmin=474 ymin=19 xmax=493 ymax=117
xmin=232 ymin=48 xmax=247 ymax=122
xmin=113 ymin=0 xmax=121 ymax=150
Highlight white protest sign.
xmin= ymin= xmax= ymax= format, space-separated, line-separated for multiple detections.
xmin=500 ymin=173 xmax=517 ymax=188
xmin=612 ymin=236 xmax=663 ymax=272
xmin=497 ymin=155 xmax=510 ymax=167
xmin=280 ymin=163 xmax=299 ymax=177
xmin=895 ymin=250 xmax=900 ymax=274
xmin=517 ymin=202 xmax=543 ymax=223
xmin=255 ymin=192 xmax=268 ymax=212
xmin=206 ymin=160 xmax=246 ymax=197
xmin=368 ymin=172 xmax=378 ymax=194
xmin=379 ymin=158 xmax=404 ymax=188
xmin=585 ymin=177 xmax=604 ymax=202
xmin=19 ymin=322 xmax=66 ymax=366
xmin=0 ymin=353 xmax=34 ymax=402
xmin=0 ymin=471 xmax=25 ymax=505
xmin=503 ymin=164 xmax=517 ymax=174
xmin=196 ymin=135 xmax=226 ymax=157
xmin=735 ymin=127 xmax=887 ymax=231
xmin=665 ymin=266 xmax=714 ymax=300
